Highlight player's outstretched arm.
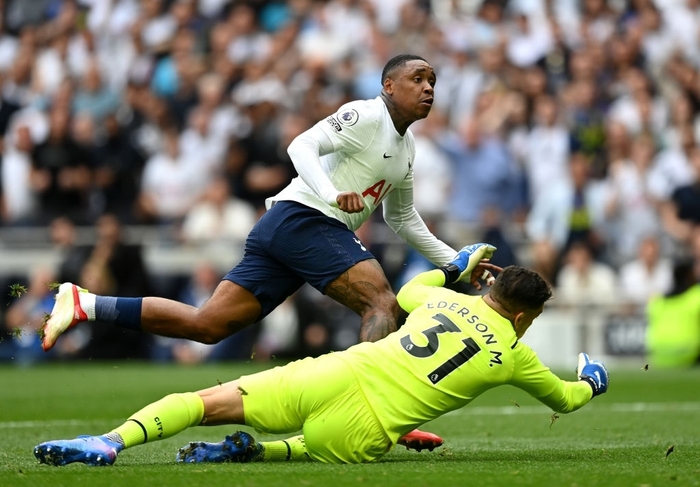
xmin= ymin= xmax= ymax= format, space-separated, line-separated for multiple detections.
xmin=513 ymin=350 xmax=609 ymax=414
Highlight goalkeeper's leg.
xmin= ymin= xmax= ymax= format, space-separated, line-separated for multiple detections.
xmin=35 ymin=392 xmax=206 ymax=466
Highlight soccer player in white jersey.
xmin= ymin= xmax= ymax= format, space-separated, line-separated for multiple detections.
xmin=33 ymin=247 xmax=609 ymax=466
xmin=40 ymin=54 xmax=499 ymax=450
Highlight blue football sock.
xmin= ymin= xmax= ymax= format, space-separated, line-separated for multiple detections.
xmin=95 ymin=296 xmax=143 ymax=331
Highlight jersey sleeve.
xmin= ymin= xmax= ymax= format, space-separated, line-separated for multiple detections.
xmin=286 ymin=125 xmax=339 ymax=204
xmin=396 ymin=269 xmax=450 ymax=313
xmin=316 ymin=100 xmax=380 ymax=155
xmin=509 ymin=343 xmax=593 ymax=413
xmin=383 ymin=174 xmax=457 ymax=266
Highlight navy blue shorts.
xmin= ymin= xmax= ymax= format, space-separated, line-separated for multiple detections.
xmin=224 ymin=201 xmax=375 ymax=320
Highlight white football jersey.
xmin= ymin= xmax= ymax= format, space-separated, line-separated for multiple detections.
xmin=268 ymin=97 xmax=456 ymax=266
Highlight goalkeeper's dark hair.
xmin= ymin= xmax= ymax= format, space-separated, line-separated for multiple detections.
xmin=381 ymin=54 xmax=429 ymax=84
xmin=490 ymin=266 xmax=552 ymax=312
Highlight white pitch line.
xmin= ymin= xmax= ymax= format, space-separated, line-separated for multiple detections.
xmin=0 ymin=419 xmax=112 ymax=429
xmin=447 ymin=401 xmax=700 ymax=416
xmin=3 ymin=402 xmax=700 ymax=429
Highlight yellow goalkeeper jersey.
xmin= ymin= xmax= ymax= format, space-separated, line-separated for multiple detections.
xmin=336 ymin=269 xmax=593 ymax=443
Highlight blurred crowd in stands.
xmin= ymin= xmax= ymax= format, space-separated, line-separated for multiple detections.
xmin=0 ymin=0 xmax=699 ymax=365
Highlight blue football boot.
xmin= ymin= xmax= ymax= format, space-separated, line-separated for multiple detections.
xmin=34 ymin=435 xmax=123 ymax=466
xmin=176 ymin=431 xmax=262 ymax=463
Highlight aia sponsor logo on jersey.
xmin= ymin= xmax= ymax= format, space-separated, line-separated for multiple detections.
xmin=362 ymin=179 xmax=393 ymax=205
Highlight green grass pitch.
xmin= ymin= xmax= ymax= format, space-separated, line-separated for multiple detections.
xmin=1 ymin=361 xmax=699 ymax=487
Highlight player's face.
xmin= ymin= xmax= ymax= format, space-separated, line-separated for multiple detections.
xmin=388 ymin=60 xmax=436 ymax=120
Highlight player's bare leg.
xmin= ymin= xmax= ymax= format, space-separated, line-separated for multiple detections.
xmin=139 ymin=281 xmax=261 ymax=344
xmin=324 ymin=259 xmax=443 ymax=452
xmin=325 ymin=259 xmax=399 ymax=342
xmin=41 ymin=280 xmax=262 ymax=351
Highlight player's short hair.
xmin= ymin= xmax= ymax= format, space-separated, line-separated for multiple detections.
xmin=490 ymin=266 xmax=552 ymax=312
xmin=381 ymin=54 xmax=429 ymax=84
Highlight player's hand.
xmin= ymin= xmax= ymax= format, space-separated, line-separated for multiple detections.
xmin=576 ymin=352 xmax=609 ymax=397
xmin=447 ymin=243 xmax=497 ymax=283
xmin=336 ymin=192 xmax=365 ymax=213
xmin=469 ymin=260 xmax=502 ymax=291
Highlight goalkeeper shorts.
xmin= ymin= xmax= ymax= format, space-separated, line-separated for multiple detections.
xmin=240 ymin=352 xmax=392 ymax=463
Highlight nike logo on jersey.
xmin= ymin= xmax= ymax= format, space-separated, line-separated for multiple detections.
xmin=353 ymin=238 xmax=367 ymax=251
xmin=383 ymin=153 xmax=392 ymax=159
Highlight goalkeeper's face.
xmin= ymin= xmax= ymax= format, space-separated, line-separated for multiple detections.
xmin=513 ymin=305 xmax=544 ymax=338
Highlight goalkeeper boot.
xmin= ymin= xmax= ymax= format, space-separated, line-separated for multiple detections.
xmin=397 ymin=429 xmax=444 ymax=452
xmin=176 ymin=431 xmax=263 ymax=463
xmin=41 ymin=283 xmax=90 ymax=352
xmin=34 ymin=435 xmax=122 ymax=467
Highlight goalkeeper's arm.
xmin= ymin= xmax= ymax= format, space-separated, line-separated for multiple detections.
xmin=397 ymin=243 xmax=500 ymax=313
xmin=512 ymin=350 xmax=609 ymax=414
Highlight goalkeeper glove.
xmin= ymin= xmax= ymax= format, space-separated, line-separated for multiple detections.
xmin=440 ymin=243 xmax=497 ymax=284
xmin=576 ymin=352 xmax=609 ymax=397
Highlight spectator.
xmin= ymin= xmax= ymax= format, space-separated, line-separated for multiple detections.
xmin=555 ymin=240 xmax=618 ymax=307
xmin=30 ymin=106 xmax=92 ymax=224
xmin=192 ymin=72 xmax=250 ymax=143
xmin=648 ymin=123 xmax=696 ymax=204
xmin=135 ymin=0 xmax=177 ymax=55
xmin=618 ymin=234 xmax=673 ymax=309
xmin=562 ymin=79 xmax=606 ymax=176
xmin=227 ymin=99 xmax=300 ymax=212
xmin=660 ymin=94 xmax=696 ymax=153
xmin=178 ymin=107 xmax=227 ymax=191
xmin=157 ymin=28 xmax=204 ymax=126
xmin=136 ymin=124 xmax=202 ymax=226
xmin=440 ymin=116 xmax=521 ymax=228
xmin=606 ymin=67 xmax=668 ymax=139
xmin=435 ymin=50 xmax=484 ymax=129
xmin=180 ymin=175 xmax=257 ymax=248
xmin=89 ymin=213 xmax=152 ymax=298
xmin=526 ymin=151 xmax=608 ymax=283
xmin=2 ymin=123 xmax=37 ymax=224
xmin=604 ymin=134 xmax=663 ymax=264
xmin=0 ymin=50 xmax=33 ymax=131
xmin=660 ymin=144 xmax=700 ymax=244
xmin=72 ymin=58 xmax=121 ymax=123
xmin=523 ymin=94 xmax=570 ymax=206
xmin=223 ymin=3 xmax=271 ymax=66
xmin=88 ymin=113 xmax=145 ymax=223
xmin=505 ymin=10 xmax=554 ymax=69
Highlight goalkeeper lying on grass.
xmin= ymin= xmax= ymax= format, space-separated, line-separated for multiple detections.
xmin=34 ymin=244 xmax=609 ymax=465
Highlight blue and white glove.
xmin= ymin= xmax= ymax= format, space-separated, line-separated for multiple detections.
xmin=577 ymin=352 xmax=609 ymax=397
xmin=441 ymin=243 xmax=497 ymax=284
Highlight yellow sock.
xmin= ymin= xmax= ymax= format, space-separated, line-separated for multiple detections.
xmin=260 ymin=435 xmax=310 ymax=462
xmin=109 ymin=393 xmax=204 ymax=448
